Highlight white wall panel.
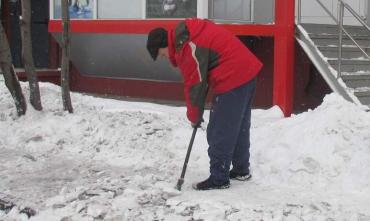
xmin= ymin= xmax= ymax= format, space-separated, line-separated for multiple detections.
xmin=98 ymin=0 xmax=142 ymax=19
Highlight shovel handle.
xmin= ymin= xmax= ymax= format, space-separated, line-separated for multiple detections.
xmin=176 ymin=126 xmax=198 ymax=190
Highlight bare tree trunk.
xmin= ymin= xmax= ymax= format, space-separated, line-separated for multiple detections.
xmin=0 ymin=21 xmax=27 ymax=116
xmin=61 ymin=0 xmax=73 ymax=113
xmin=20 ymin=0 xmax=42 ymax=111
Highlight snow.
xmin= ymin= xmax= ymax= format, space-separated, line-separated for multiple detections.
xmin=354 ymin=87 xmax=370 ymax=92
xmin=1 ymin=79 xmax=370 ymax=220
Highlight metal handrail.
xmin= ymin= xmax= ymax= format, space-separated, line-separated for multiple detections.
xmin=342 ymin=2 xmax=370 ymax=32
xmin=297 ymin=0 xmax=338 ymax=24
xmin=297 ymin=0 xmax=370 ymax=78
xmin=338 ymin=1 xmax=370 ymax=77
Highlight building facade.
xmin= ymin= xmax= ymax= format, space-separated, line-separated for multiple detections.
xmin=1 ymin=0 xmax=369 ymax=113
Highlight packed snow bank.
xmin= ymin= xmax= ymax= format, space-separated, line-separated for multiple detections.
xmin=1 ymin=79 xmax=370 ymax=220
xmin=253 ymin=95 xmax=370 ymax=189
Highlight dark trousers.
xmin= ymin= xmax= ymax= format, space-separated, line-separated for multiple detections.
xmin=207 ymin=78 xmax=256 ymax=184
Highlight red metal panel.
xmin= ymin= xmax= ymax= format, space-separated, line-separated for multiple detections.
xmin=17 ymin=70 xmax=60 ymax=85
xmin=48 ymin=20 xmax=275 ymax=36
xmin=273 ymin=0 xmax=295 ymax=117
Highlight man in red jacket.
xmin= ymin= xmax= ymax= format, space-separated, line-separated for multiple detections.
xmin=147 ymin=18 xmax=263 ymax=190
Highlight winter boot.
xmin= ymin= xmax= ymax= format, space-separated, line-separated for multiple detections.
xmin=229 ymin=170 xmax=252 ymax=181
xmin=192 ymin=177 xmax=230 ymax=191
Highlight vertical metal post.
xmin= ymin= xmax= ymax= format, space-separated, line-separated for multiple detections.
xmin=367 ymin=0 xmax=370 ymax=26
xmin=338 ymin=1 xmax=344 ymax=78
xmin=250 ymin=0 xmax=255 ymax=23
xmin=297 ymin=0 xmax=302 ymax=24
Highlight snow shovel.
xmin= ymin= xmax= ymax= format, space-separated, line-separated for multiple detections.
xmin=175 ymin=87 xmax=208 ymax=191
xmin=175 ymin=125 xmax=199 ymax=191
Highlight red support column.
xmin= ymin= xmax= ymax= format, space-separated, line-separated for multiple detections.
xmin=273 ymin=0 xmax=295 ymax=117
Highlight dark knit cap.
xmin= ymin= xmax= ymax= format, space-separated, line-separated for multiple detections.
xmin=146 ymin=28 xmax=168 ymax=61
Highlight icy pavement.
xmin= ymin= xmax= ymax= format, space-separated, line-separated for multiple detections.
xmin=1 ymin=80 xmax=370 ymax=221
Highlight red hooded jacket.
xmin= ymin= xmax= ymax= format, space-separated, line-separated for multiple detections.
xmin=167 ymin=18 xmax=263 ymax=124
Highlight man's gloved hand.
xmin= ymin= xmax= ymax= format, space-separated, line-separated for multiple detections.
xmin=191 ymin=118 xmax=204 ymax=128
xmin=191 ymin=122 xmax=200 ymax=128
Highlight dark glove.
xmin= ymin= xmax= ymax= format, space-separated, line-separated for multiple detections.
xmin=191 ymin=118 xmax=204 ymax=128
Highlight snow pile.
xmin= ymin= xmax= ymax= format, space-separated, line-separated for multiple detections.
xmin=253 ymin=95 xmax=370 ymax=190
xmin=1 ymin=79 xmax=370 ymax=220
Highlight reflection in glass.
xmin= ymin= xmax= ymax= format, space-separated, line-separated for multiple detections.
xmin=54 ymin=0 xmax=94 ymax=19
xmin=146 ymin=0 xmax=197 ymax=18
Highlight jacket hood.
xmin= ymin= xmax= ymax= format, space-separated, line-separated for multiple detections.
xmin=185 ymin=18 xmax=207 ymax=41
xmin=167 ymin=18 xmax=207 ymax=67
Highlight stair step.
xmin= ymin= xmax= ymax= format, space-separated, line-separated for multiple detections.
xmin=342 ymin=72 xmax=370 ymax=78
xmin=354 ymin=87 xmax=370 ymax=94
xmin=354 ymin=87 xmax=370 ymax=105
xmin=302 ymin=23 xmax=370 ymax=36
xmin=328 ymin=59 xmax=370 ymax=65
xmin=328 ymin=59 xmax=370 ymax=72
xmin=312 ymin=38 xmax=370 ymax=48
xmin=341 ymin=72 xmax=370 ymax=88
xmin=309 ymin=33 xmax=370 ymax=40
xmin=318 ymin=46 xmax=370 ymax=59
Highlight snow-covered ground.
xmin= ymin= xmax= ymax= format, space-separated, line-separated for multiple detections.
xmin=1 ymin=79 xmax=370 ymax=221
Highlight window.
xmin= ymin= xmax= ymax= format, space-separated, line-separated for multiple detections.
xmin=51 ymin=0 xmax=205 ymax=20
xmin=146 ymin=0 xmax=197 ymax=18
xmin=98 ymin=0 xmax=143 ymax=19
xmin=50 ymin=0 xmax=275 ymax=23
xmin=208 ymin=0 xmax=275 ymax=24
xmin=53 ymin=0 xmax=96 ymax=19
xmin=209 ymin=0 xmax=252 ymax=22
